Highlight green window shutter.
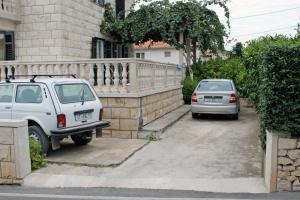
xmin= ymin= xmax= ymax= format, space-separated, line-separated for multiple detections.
xmin=5 ymin=32 xmax=15 ymax=61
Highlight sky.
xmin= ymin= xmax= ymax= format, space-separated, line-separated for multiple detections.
xmin=138 ymin=0 xmax=300 ymax=50
xmin=208 ymin=0 xmax=300 ymax=49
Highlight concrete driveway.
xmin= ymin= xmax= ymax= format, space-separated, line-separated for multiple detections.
xmin=24 ymin=106 xmax=265 ymax=193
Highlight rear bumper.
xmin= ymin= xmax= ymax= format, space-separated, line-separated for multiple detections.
xmin=50 ymin=121 xmax=110 ymax=136
xmin=191 ymin=104 xmax=238 ymax=114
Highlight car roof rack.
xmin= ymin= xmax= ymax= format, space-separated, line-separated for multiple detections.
xmin=5 ymin=74 xmax=77 ymax=83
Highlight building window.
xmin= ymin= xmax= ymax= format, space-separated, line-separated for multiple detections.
xmin=93 ymin=0 xmax=105 ymax=7
xmin=92 ymin=38 xmax=128 ymax=59
xmin=0 ymin=33 xmax=4 ymax=61
xmin=0 ymin=32 xmax=15 ymax=61
xmin=164 ymin=51 xmax=171 ymax=57
xmin=136 ymin=53 xmax=145 ymax=59
xmin=116 ymin=0 xmax=125 ymax=18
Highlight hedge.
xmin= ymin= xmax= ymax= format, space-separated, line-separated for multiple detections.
xmin=259 ymin=45 xmax=300 ymax=136
xmin=244 ymin=35 xmax=300 ymax=148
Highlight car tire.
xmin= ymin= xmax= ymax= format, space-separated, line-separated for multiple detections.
xmin=192 ymin=113 xmax=198 ymax=119
xmin=232 ymin=113 xmax=239 ymax=120
xmin=28 ymin=125 xmax=49 ymax=154
xmin=71 ymin=132 xmax=92 ymax=145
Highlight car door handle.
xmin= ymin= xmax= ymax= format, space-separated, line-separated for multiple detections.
xmin=5 ymin=106 xmax=11 ymax=109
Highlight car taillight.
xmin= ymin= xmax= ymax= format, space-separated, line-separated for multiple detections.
xmin=99 ymin=108 xmax=104 ymax=121
xmin=57 ymin=114 xmax=66 ymax=128
xmin=230 ymin=94 xmax=238 ymax=104
xmin=191 ymin=93 xmax=198 ymax=102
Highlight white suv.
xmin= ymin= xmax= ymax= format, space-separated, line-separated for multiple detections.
xmin=0 ymin=75 xmax=110 ymax=153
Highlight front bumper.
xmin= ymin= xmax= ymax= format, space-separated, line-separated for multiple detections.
xmin=50 ymin=121 xmax=110 ymax=136
xmin=191 ymin=104 xmax=238 ymax=114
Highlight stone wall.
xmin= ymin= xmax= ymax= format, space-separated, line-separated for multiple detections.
xmin=0 ymin=120 xmax=31 ymax=185
xmin=264 ymin=130 xmax=300 ymax=192
xmin=277 ymin=136 xmax=300 ymax=191
xmin=100 ymin=88 xmax=183 ymax=139
xmin=14 ymin=0 xmax=134 ymax=60
xmin=141 ymin=88 xmax=184 ymax=125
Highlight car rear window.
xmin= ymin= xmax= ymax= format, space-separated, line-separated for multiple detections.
xmin=55 ymin=83 xmax=96 ymax=104
xmin=197 ymin=81 xmax=233 ymax=92
xmin=0 ymin=85 xmax=13 ymax=103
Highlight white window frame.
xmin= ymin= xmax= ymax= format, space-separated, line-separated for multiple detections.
xmin=136 ymin=52 xmax=145 ymax=59
xmin=164 ymin=51 xmax=171 ymax=57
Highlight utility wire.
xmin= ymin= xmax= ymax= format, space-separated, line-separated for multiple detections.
xmin=234 ymin=25 xmax=297 ymax=37
xmin=231 ymin=6 xmax=300 ymax=20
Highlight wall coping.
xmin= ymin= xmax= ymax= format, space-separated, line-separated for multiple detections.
xmin=0 ymin=120 xmax=28 ymax=128
xmin=98 ymin=86 xmax=183 ymax=98
xmin=266 ymin=129 xmax=292 ymax=138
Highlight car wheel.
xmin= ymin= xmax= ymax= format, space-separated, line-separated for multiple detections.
xmin=28 ymin=125 xmax=49 ymax=154
xmin=192 ymin=113 xmax=198 ymax=119
xmin=71 ymin=131 xmax=93 ymax=145
xmin=232 ymin=113 xmax=239 ymax=120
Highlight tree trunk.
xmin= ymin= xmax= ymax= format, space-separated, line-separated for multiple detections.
xmin=192 ymin=39 xmax=197 ymax=64
xmin=185 ymin=37 xmax=193 ymax=80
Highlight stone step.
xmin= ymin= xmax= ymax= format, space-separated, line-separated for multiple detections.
xmin=138 ymin=105 xmax=190 ymax=139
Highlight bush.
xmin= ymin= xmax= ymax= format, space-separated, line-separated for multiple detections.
xmin=243 ymin=35 xmax=300 ymax=148
xmin=29 ymin=139 xmax=47 ymax=170
xmin=182 ymin=78 xmax=200 ymax=104
xmin=191 ymin=57 xmax=246 ymax=97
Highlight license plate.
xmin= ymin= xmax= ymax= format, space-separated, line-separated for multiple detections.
xmin=205 ymin=96 xmax=222 ymax=102
xmin=75 ymin=112 xmax=92 ymax=121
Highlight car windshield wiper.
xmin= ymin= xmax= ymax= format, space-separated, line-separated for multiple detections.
xmin=81 ymin=88 xmax=85 ymax=105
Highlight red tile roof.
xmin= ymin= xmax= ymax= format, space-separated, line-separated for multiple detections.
xmin=134 ymin=41 xmax=174 ymax=49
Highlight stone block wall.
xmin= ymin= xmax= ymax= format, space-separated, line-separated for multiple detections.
xmin=14 ymin=0 xmax=134 ymax=60
xmin=264 ymin=130 xmax=300 ymax=192
xmin=0 ymin=120 xmax=31 ymax=185
xmin=277 ymin=137 xmax=300 ymax=191
xmin=141 ymin=88 xmax=184 ymax=125
xmin=100 ymin=88 xmax=183 ymax=139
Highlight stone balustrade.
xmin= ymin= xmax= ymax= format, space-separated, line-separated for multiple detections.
xmin=0 ymin=0 xmax=20 ymax=21
xmin=0 ymin=58 xmax=183 ymax=97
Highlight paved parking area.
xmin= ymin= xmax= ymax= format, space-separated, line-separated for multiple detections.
xmin=24 ymin=106 xmax=265 ymax=193
xmin=46 ymin=138 xmax=148 ymax=167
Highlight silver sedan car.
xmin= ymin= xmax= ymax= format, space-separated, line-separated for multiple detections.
xmin=191 ymin=79 xmax=240 ymax=120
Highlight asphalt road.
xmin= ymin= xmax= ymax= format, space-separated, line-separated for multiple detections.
xmin=0 ymin=186 xmax=299 ymax=200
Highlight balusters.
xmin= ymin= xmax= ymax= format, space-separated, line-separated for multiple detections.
xmin=60 ymin=63 xmax=69 ymax=77
xmin=27 ymin=64 xmax=33 ymax=76
xmin=88 ymin=63 xmax=95 ymax=86
xmin=113 ymin=63 xmax=119 ymax=92
xmin=79 ymin=64 xmax=86 ymax=79
xmin=0 ymin=65 xmax=6 ymax=81
xmin=104 ymin=63 xmax=111 ymax=92
xmin=94 ymin=63 xmax=103 ymax=93
xmin=121 ymin=63 xmax=128 ymax=93
xmin=96 ymin=63 xmax=103 ymax=88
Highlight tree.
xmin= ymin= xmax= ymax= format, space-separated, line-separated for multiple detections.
xmin=231 ymin=42 xmax=243 ymax=57
xmin=101 ymin=0 xmax=229 ymax=80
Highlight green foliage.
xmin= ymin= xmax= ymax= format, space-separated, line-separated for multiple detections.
xmin=191 ymin=57 xmax=246 ymax=96
xmin=29 ymin=139 xmax=47 ymax=170
xmin=182 ymin=78 xmax=200 ymax=104
xmin=231 ymin=42 xmax=243 ymax=57
xmin=243 ymin=35 xmax=300 ymax=148
xmin=101 ymin=0 xmax=229 ymax=54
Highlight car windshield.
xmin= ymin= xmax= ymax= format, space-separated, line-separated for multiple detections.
xmin=55 ymin=84 xmax=96 ymax=104
xmin=197 ymin=81 xmax=233 ymax=92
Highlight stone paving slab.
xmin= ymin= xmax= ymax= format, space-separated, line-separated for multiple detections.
xmin=138 ymin=105 xmax=190 ymax=138
xmin=46 ymin=138 xmax=148 ymax=167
